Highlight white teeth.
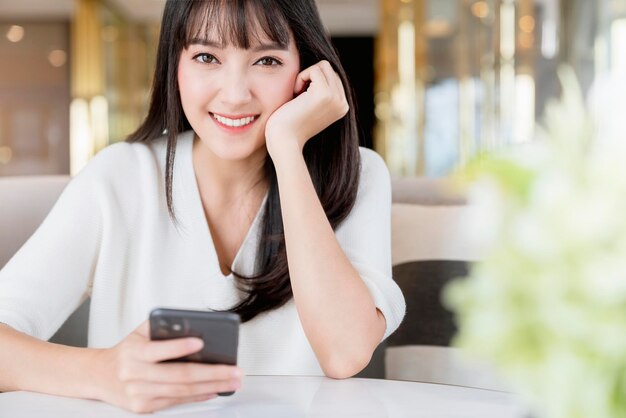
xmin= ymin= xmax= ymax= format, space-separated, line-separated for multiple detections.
xmin=213 ymin=114 xmax=255 ymax=127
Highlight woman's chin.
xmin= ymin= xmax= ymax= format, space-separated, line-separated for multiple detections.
xmin=193 ymin=128 xmax=268 ymax=162
xmin=211 ymin=141 xmax=268 ymax=162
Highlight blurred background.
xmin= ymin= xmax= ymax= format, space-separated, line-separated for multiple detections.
xmin=0 ymin=0 xmax=624 ymax=178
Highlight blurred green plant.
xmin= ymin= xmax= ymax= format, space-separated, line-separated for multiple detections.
xmin=444 ymin=67 xmax=626 ymax=418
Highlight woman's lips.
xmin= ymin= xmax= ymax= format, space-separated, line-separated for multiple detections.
xmin=210 ymin=112 xmax=259 ymax=133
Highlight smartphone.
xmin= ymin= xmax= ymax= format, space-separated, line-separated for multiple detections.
xmin=149 ymin=308 xmax=240 ymax=396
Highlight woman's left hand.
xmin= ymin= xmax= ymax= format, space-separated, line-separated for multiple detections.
xmin=265 ymin=60 xmax=349 ymax=161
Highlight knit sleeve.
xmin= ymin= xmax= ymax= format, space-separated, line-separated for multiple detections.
xmin=335 ymin=148 xmax=406 ymax=340
xmin=0 ymin=168 xmax=103 ymax=341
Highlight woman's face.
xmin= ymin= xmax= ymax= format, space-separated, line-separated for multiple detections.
xmin=178 ymin=27 xmax=301 ymax=162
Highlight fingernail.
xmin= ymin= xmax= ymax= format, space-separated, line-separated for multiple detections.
xmin=232 ymin=368 xmax=243 ymax=378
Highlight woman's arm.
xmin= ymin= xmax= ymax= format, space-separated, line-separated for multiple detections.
xmin=265 ymin=61 xmax=397 ymax=379
xmin=0 ymin=144 xmax=241 ymax=411
xmin=271 ymin=147 xmax=386 ymax=379
xmin=0 ymin=322 xmax=242 ymax=413
xmin=0 ymin=323 xmax=102 ymax=396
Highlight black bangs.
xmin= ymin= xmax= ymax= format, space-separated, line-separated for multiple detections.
xmin=185 ymin=0 xmax=291 ymax=49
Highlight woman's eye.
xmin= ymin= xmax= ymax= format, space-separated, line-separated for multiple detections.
xmin=193 ymin=53 xmax=218 ymax=64
xmin=255 ymin=57 xmax=282 ymax=67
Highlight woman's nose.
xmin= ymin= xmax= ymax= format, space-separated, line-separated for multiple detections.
xmin=219 ymin=71 xmax=252 ymax=107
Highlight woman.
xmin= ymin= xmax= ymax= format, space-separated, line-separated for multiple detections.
xmin=0 ymin=0 xmax=405 ymax=413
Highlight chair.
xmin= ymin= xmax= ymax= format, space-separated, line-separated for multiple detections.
xmin=382 ymin=176 xmax=504 ymax=390
xmin=0 ymin=175 xmax=90 ymax=347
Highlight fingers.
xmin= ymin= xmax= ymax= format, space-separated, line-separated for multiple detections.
xmin=295 ymin=61 xmax=330 ymax=94
xmin=140 ymin=337 xmax=204 ymax=363
xmin=317 ymin=61 xmax=349 ymax=112
xmin=265 ymin=59 xmax=349 ymax=151
xmin=116 ymin=358 xmax=242 ymax=413
xmin=110 ymin=325 xmax=245 ymax=414
xmin=124 ymin=379 xmax=241 ymax=400
xmin=130 ymin=320 xmax=204 ymax=364
xmin=136 ymin=362 xmax=242 ymax=384
xmin=310 ymin=64 xmax=331 ymax=88
xmin=293 ymin=67 xmax=321 ymax=96
xmin=296 ymin=61 xmax=348 ymax=111
xmin=317 ymin=60 xmax=342 ymax=94
xmin=293 ymin=63 xmax=318 ymax=94
xmin=294 ymin=72 xmax=309 ymax=95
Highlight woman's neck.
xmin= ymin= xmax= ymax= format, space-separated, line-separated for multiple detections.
xmin=191 ymin=135 xmax=268 ymax=207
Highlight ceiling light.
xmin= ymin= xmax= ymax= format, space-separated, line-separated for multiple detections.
xmin=6 ymin=25 xmax=24 ymax=43
xmin=423 ymin=19 xmax=454 ymax=38
xmin=471 ymin=1 xmax=489 ymax=19
xmin=519 ymin=16 xmax=535 ymax=33
xmin=49 ymin=50 xmax=67 ymax=67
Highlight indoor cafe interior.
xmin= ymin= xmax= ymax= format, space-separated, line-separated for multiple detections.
xmin=1 ymin=1 xmax=625 ymax=417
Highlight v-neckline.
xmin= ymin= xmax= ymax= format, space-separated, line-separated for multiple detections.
xmin=185 ymin=136 xmax=268 ymax=280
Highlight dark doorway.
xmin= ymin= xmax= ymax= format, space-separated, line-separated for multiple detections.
xmin=331 ymin=37 xmax=375 ymax=150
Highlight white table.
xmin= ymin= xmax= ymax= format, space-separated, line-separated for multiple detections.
xmin=0 ymin=376 xmax=524 ymax=417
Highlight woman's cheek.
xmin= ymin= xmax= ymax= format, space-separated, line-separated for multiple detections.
xmin=178 ymin=64 xmax=210 ymax=100
xmin=269 ymin=75 xmax=298 ymax=109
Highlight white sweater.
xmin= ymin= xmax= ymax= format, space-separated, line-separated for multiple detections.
xmin=0 ymin=131 xmax=405 ymax=375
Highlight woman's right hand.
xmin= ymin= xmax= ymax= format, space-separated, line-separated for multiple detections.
xmin=92 ymin=320 xmax=242 ymax=413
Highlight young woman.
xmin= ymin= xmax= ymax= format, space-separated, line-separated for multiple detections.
xmin=0 ymin=0 xmax=405 ymax=413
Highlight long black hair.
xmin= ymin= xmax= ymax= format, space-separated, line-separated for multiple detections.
xmin=127 ymin=0 xmax=361 ymax=322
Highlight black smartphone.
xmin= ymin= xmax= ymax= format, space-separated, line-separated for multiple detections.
xmin=149 ymin=308 xmax=240 ymax=396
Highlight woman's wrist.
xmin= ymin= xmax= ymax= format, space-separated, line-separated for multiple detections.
xmin=266 ymin=137 xmax=305 ymax=172
xmin=86 ymin=347 xmax=116 ymax=402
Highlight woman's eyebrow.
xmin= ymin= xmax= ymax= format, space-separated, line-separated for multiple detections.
xmin=188 ymin=38 xmax=223 ymax=48
xmin=188 ymin=38 xmax=287 ymax=52
xmin=251 ymin=42 xmax=288 ymax=52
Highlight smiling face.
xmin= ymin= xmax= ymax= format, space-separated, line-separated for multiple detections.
xmin=177 ymin=15 xmax=301 ymax=162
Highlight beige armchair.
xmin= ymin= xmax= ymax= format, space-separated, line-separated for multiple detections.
xmin=385 ymin=177 xmax=504 ymax=390
xmin=0 ymin=175 xmax=89 ymax=347
xmin=0 ymin=176 xmax=70 ymax=266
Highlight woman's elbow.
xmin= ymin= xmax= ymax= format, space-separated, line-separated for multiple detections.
xmin=320 ymin=350 xmax=373 ymax=379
